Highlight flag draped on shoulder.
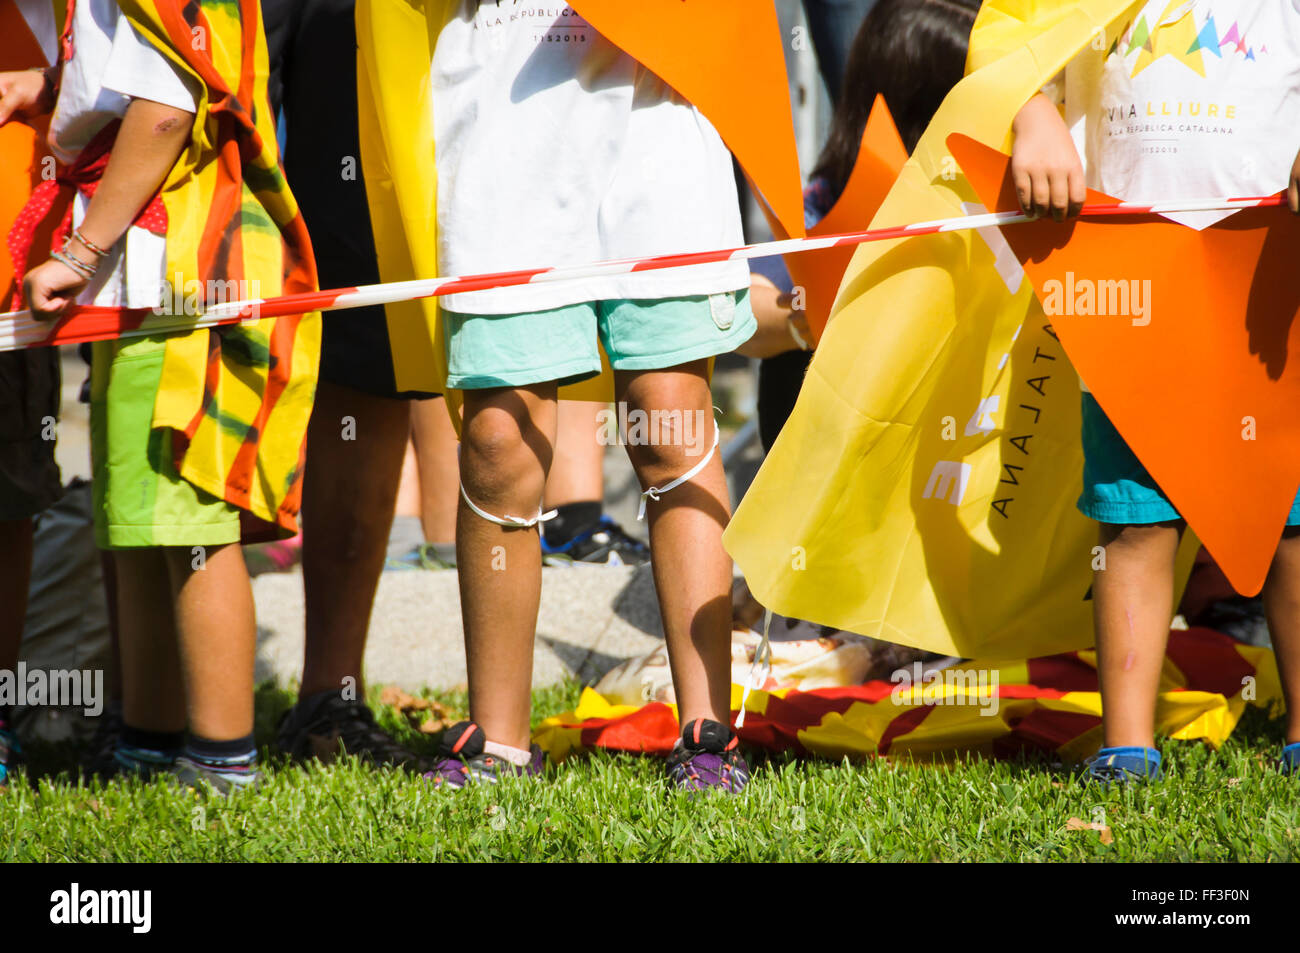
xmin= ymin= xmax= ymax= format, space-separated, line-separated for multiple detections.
xmin=723 ymin=0 xmax=1145 ymax=660
xmin=118 ymin=0 xmax=320 ymax=537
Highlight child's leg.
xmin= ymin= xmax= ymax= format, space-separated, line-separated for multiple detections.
xmin=458 ymin=384 xmax=558 ymax=750
xmin=1262 ymin=527 xmax=1300 ymax=744
xmin=114 ymin=548 xmax=186 ymax=734
xmin=164 ymin=543 xmax=256 ymax=741
xmin=1092 ymin=521 xmax=1182 ymax=748
xmin=300 ymin=379 xmax=411 ymax=699
xmin=616 ymin=361 xmax=733 ymax=727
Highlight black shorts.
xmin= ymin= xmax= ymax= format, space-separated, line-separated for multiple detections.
xmin=0 ymin=348 xmax=62 ymax=521
xmin=263 ymin=0 xmax=438 ymax=401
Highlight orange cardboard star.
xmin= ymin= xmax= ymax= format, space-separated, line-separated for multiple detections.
xmin=568 ymin=0 xmax=805 ymax=240
xmin=780 ymin=95 xmax=908 ymax=342
xmin=950 ymin=132 xmax=1300 ymax=595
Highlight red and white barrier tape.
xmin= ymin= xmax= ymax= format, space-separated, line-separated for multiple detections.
xmin=0 ymin=194 xmax=1283 ymax=353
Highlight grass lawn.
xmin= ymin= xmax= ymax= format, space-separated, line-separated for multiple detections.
xmin=2 ymin=682 xmax=1298 ymax=862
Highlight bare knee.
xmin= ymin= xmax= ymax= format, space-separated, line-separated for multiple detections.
xmin=461 ymin=407 xmax=547 ymax=506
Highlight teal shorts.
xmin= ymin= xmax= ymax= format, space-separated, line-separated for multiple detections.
xmin=1077 ymin=393 xmax=1300 ymax=526
xmin=442 ymin=291 xmax=756 ymax=389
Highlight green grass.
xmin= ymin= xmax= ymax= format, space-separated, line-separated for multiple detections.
xmin=3 ymin=684 xmax=1298 ymax=862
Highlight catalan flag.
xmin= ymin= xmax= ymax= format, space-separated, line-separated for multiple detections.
xmin=119 ymin=0 xmax=320 ymax=536
xmin=534 ymin=628 xmax=1281 ymax=763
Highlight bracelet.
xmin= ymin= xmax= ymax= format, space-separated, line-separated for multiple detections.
xmin=71 ymin=228 xmax=111 ymax=258
xmin=51 ymin=249 xmax=96 ymax=280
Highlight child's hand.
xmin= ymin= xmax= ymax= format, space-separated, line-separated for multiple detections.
xmin=0 ymin=69 xmax=55 ymax=125
xmin=23 ymin=257 xmax=90 ymax=321
xmin=1010 ymin=93 xmax=1085 ymax=222
xmin=1289 ymin=147 xmax=1300 ymax=214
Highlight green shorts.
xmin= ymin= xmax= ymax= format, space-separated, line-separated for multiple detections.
xmin=90 ymin=335 xmax=241 ymax=550
xmin=442 ymin=290 xmax=756 ymax=389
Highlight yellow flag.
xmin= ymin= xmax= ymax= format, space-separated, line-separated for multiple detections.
xmin=723 ymin=0 xmax=1152 ymax=659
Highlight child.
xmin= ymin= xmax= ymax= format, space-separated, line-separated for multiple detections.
xmin=10 ymin=0 xmax=317 ymax=793
xmin=422 ymin=1 xmax=756 ymax=793
xmin=1010 ymin=1 xmax=1300 ymax=781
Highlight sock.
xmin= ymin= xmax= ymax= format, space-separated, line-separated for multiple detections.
xmin=183 ymin=732 xmax=258 ymax=771
xmin=115 ymin=723 xmax=183 ymax=772
xmin=483 ymin=739 xmax=533 ymax=767
xmin=543 ymin=501 xmax=602 ymax=547
xmin=120 ymin=724 xmax=184 ymax=756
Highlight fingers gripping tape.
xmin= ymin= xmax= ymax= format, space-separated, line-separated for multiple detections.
xmin=636 ymin=423 xmax=721 ymax=521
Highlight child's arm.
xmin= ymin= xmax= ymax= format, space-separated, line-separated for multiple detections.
xmin=23 ymin=96 xmax=193 ymax=319
xmin=0 ymin=67 xmax=57 ymax=125
xmin=737 ymin=274 xmax=812 ymax=358
xmin=1010 ymin=92 xmax=1085 ymax=222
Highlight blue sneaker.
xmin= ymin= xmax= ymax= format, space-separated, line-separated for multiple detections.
xmin=1081 ymin=746 xmax=1162 ymax=785
xmin=541 ymin=516 xmax=650 ymax=567
xmin=1281 ymin=742 xmax=1300 ymax=776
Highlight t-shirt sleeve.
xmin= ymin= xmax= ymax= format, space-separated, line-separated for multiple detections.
xmin=101 ymin=11 xmax=199 ymax=113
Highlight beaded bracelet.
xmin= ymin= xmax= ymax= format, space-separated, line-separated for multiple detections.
xmin=71 ymin=228 xmax=111 ymax=258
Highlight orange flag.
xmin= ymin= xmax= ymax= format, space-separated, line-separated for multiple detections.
xmin=568 ymin=0 xmax=805 ymax=240
xmin=776 ymin=96 xmax=909 ymax=342
xmin=950 ymin=133 xmax=1300 ymax=596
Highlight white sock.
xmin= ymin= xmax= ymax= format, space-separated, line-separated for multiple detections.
xmin=483 ymin=739 xmax=532 ymax=767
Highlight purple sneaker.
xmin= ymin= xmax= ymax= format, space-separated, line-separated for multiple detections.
xmin=666 ymin=718 xmax=750 ymax=794
xmin=422 ymin=721 xmax=544 ymax=790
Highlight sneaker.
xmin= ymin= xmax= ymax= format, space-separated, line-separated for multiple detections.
xmin=171 ymin=754 xmax=261 ymax=795
xmin=275 ymin=692 xmax=426 ymax=772
xmin=0 ymin=724 xmax=19 ymax=789
xmin=1281 ymin=742 xmax=1300 ymax=776
xmin=1081 ymin=745 xmax=1163 ymax=785
xmin=542 ymin=516 xmax=650 ymax=567
xmin=385 ymin=541 xmax=457 ymax=571
xmin=666 ymin=718 xmax=750 ymax=794
xmin=422 ymin=721 xmax=544 ymax=789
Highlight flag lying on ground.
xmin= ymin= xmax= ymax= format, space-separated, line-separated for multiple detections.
xmin=116 ymin=1 xmax=320 ymax=536
xmin=723 ymin=0 xmax=1150 ymax=660
xmin=533 ymin=627 xmax=1282 ymax=763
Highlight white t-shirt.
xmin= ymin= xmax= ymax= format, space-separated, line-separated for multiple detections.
xmin=1064 ymin=0 xmax=1300 ymax=229
xmin=430 ymin=1 xmax=748 ymax=314
xmin=48 ymin=0 xmax=198 ymax=308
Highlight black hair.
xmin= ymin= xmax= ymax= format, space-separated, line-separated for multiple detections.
xmin=810 ymin=0 xmax=980 ymax=198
